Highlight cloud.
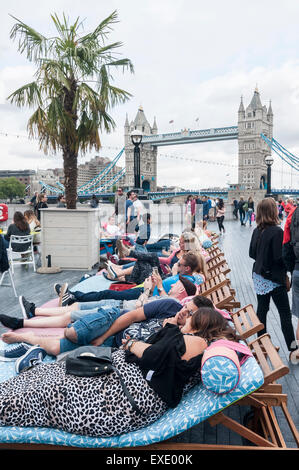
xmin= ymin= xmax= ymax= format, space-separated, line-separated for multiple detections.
xmin=0 ymin=0 xmax=298 ymax=191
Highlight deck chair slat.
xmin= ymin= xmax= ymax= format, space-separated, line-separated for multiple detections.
xmin=250 ymin=340 xmax=272 ymax=377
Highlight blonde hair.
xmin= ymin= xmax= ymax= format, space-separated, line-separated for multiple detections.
xmin=24 ymin=210 xmax=40 ymax=227
xmin=181 ymin=231 xmax=202 ymax=252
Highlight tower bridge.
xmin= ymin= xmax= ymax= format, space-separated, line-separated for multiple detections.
xmin=141 ymin=126 xmax=238 ymax=146
xmin=41 ymin=87 xmax=298 ymax=200
xmin=124 ymin=87 xmax=274 ymax=193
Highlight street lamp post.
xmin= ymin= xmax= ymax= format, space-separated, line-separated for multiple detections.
xmin=130 ymin=130 xmax=143 ymax=191
xmin=265 ymin=155 xmax=274 ymax=197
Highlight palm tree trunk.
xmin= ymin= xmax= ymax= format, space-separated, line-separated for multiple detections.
xmin=63 ymin=147 xmax=78 ymax=209
xmin=63 ymin=80 xmax=78 ymax=209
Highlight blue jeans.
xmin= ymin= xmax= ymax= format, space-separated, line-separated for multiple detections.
xmin=71 ymin=287 xmax=144 ymax=303
xmin=244 ymin=209 xmax=253 ymax=226
xmin=239 ymin=210 xmax=245 ymax=224
xmin=59 ymin=305 xmax=122 ymax=353
xmin=70 ymin=299 xmax=122 ymax=321
xmin=146 ymin=239 xmax=171 ymax=252
xmin=1 ymin=235 xmax=8 ymax=249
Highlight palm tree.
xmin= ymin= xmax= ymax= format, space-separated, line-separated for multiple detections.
xmin=7 ymin=11 xmax=134 ymax=208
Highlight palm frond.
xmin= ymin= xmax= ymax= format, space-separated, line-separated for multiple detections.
xmin=105 ymin=57 xmax=134 ymax=74
xmin=78 ymin=10 xmax=119 ymax=45
xmin=7 ymin=81 xmax=43 ymax=108
xmin=9 ymin=15 xmax=48 ymax=62
xmin=39 ymin=59 xmax=72 ymax=92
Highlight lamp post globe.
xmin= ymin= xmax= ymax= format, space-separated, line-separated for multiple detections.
xmin=265 ymin=155 xmax=274 ymax=167
xmin=264 ymin=155 xmax=274 ymax=197
xmin=130 ymin=130 xmax=143 ymax=191
xmin=130 ymin=129 xmax=143 ymax=146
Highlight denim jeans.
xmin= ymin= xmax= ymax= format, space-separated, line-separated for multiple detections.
xmin=244 ymin=209 xmax=253 ymax=226
xmin=71 ymin=287 xmax=144 ymax=303
xmin=134 ymin=239 xmax=171 ymax=254
xmin=256 ymin=285 xmax=296 ymax=351
xmin=239 ymin=210 xmax=245 ymax=224
xmin=71 ymin=299 xmax=122 ymax=321
xmin=1 ymin=235 xmax=8 ymax=249
xmin=59 ymin=305 xmax=121 ymax=353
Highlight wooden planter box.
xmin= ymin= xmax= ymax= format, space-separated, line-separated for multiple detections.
xmin=40 ymin=207 xmax=100 ymax=270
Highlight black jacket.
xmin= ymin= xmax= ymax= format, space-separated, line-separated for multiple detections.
xmin=125 ymin=324 xmax=203 ymax=407
xmin=249 ymin=225 xmax=286 ymax=286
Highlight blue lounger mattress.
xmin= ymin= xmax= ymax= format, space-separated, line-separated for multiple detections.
xmin=0 ymin=350 xmax=264 ymax=448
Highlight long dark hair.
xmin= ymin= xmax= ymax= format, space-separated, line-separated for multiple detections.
xmin=256 ymin=197 xmax=279 ymax=229
xmin=218 ymin=198 xmax=224 ymax=209
xmin=191 ymin=307 xmax=240 ymax=343
xmin=13 ymin=211 xmax=30 ymax=232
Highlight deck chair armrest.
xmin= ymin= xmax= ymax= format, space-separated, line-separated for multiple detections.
xmin=247 ymin=333 xmax=289 ymax=385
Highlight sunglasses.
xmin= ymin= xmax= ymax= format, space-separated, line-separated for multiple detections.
xmin=183 ymin=306 xmax=195 ymax=316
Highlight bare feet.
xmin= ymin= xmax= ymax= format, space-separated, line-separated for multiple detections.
xmin=2 ymin=331 xmax=37 ymax=345
xmin=2 ymin=331 xmax=61 ymax=356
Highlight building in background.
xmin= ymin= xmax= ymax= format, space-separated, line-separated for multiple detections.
xmin=238 ymin=88 xmax=273 ymax=190
xmin=124 ymin=106 xmax=158 ymax=191
xmin=0 ymin=170 xmax=35 ymax=190
xmin=77 ymin=155 xmax=124 ymax=192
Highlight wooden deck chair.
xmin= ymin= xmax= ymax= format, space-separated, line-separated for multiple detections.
xmin=0 ymin=338 xmax=267 ymax=450
xmin=204 ymin=284 xmax=235 ymax=310
xmin=207 ymin=250 xmax=225 ymax=262
xmin=206 ymin=246 xmax=223 ymax=257
xmin=207 ymin=255 xmax=226 ymax=269
xmin=1 ymin=314 xmax=296 ymax=450
xmin=199 ymin=272 xmax=230 ymax=296
xmin=207 ymin=257 xmax=231 ymax=275
xmin=231 ymin=304 xmax=264 ymax=340
xmin=237 ymin=334 xmax=299 ymax=448
xmin=207 ymin=265 xmax=230 ymax=280
xmin=226 ymin=304 xmax=299 ymax=449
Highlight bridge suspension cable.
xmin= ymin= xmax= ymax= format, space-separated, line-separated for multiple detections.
xmin=77 ymin=148 xmax=124 ymax=195
xmin=261 ymin=134 xmax=299 ymax=172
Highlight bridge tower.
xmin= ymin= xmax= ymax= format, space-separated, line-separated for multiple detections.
xmin=124 ymin=106 xmax=158 ymax=191
xmin=238 ymin=88 xmax=273 ymax=190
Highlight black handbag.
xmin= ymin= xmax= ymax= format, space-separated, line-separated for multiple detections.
xmin=65 ymin=346 xmax=114 ymax=377
xmin=65 ymin=346 xmax=142 ymax=415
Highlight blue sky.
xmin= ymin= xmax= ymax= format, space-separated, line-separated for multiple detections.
xmin=0 ymin=0 xmax=299 ymax=190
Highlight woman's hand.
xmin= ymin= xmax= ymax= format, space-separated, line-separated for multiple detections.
xmin=143 ymin=276 xmax=152 ymax=291
xmin=151 ymin=272 xmax=163 ymax=289
xmin=121 ymin=335 xmax=131 ymax=350
xmin=162 ymin=317 xmax=178 ymax=327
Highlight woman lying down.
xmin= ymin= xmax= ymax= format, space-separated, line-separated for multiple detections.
xmin=0 ymin=307 xmax=241 ymax=438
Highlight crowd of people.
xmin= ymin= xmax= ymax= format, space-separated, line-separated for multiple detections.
xmin=0 ymin=192 xmax=252 ymax=438
xmin=0 ymin=187 xmax=298 ymax=441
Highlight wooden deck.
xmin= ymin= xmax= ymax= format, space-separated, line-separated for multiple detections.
xmin=0 ymin=219 xmax=298 ymax=448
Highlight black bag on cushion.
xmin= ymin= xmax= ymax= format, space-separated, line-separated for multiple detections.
xmin=65 ymin=346 xmax=114 ymax=377
xmin=65 ymin=346 xmax=142 ymax=415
